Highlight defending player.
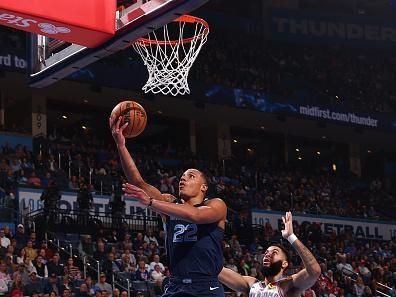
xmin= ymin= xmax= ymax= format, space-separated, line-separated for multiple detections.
xmin=219 ymin=212 xmax=321 ymax=297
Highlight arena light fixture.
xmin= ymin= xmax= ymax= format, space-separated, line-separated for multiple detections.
xmin=295 ymin=148 xmax=300 ymax=152
xmin=233 ymin=139 xmax=238 ymax=143
xmin=82 ymin=125 xmax=87 ymax=130
xmin=298 ymin=156 xmax=302 ymax=160
xmin=62 ymin=115 xmax=68 ymax=119
xmin=316 ymin=151 xmax=321 ymax=155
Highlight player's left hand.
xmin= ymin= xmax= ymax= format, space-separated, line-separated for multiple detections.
xmin=122 ymin=183 xmax=151 ymax=206
xmin=281 ymin=211 xmax=294 ymax=239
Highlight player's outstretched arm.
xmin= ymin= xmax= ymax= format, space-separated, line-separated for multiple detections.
xmin=109 ymin=115 xmax=172 ymax=202
xmin=282 ymin=212 xmax=321 ymax=294
xmin=218 ymin=267 xmax=255 ymax=293
xmin=123 ymin=184 xmax=227 ymax=224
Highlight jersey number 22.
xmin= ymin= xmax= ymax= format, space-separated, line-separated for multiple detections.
xmin=173 ymin=224 xmax=198 ymax=242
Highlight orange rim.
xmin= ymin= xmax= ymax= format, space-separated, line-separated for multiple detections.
xmin=134 ymin=15 xmax=209 ymax=46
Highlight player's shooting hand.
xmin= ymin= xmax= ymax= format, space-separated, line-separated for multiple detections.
xmin=122 ymin=183 xmax=151 ymax=206
xmin=109 ymin=115 xmax=128 ymax=147
xmin=281 ymin=211 xmax=294 ymax=239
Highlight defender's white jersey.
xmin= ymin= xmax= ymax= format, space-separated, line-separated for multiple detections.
xmin=249 ymin=281 xmax=285 ymax=297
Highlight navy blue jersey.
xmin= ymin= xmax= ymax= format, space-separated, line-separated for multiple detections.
xmin=164 ymin=202 xmax=224 ymax=278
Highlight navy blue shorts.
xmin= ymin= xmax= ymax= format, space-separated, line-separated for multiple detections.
xmin=162 ymin=277 xmax=225 ymax=297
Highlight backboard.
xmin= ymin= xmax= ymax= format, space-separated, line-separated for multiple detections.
xmin=23 ymin=0 xmax=209 ymax=88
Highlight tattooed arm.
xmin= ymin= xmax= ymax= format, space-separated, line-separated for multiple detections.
xmin=282 ymin=212 xmax=321 ymax=294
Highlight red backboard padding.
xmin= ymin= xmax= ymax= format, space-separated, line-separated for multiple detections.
xmin=0 ymin=0 xmax=116 ymax=47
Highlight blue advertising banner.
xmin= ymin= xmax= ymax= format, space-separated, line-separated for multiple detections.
xmin=204 ymin=85 xmax=396 ymax=130
xmin=270 ymin=9 xmax=396 ymax=48
xmin=0 ymin=133 xmax=32 ymax=150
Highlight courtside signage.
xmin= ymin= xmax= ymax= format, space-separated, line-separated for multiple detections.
xmin=18 ymin=188 xmax=158 ymax=217
xmin=252 ymin=209 xmax=396 ymax=241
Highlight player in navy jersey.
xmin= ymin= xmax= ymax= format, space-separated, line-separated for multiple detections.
xmin=110 ymin=116 xmax=227 ymax=297
xmin=219 ymin=212 xmax=321 ymax=297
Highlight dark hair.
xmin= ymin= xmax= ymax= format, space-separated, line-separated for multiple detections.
xmin=199 ymin=170 xmax=208 ymax=186
xmin=270 ymin=244 xmax=291 ymax=267
xmin=195 ymin=169 xmax=211 ymax=196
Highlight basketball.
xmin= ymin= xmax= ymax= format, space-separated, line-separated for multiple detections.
xmin=110 ymin=100 xmax=147 ymax=138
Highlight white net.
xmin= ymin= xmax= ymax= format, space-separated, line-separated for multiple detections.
xmin=132 ymin=15 xmax=209 ymax=96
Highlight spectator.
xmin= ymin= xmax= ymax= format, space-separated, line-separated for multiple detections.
xmin=102 ymin=252 xmax=121 ymax=278
xmin=135 ymin=248 xmax=149 ymax=264
xmin=150 ymin=264 xmax=164 ymax=282
xmin=304 ymin=288 xmax=317 ymax=297
xmin=3 ymin=226 xmax=12 ymax=240
xmin=358 ymin=260 xmax=372 ymax=281
xmin=23 ymin=271 xmax=43 ymax=296
xmin=28 ymin=171 xmax=41 ymax=187
xmin=43 ymin=274 xmax=60 ymax=296
xmin=47 ymin=253 xmax=64 ymax=277
xmin=64 ymin=258 xmax=81 ymax=281
xmin=23 ymin=257 xmax=37 ymax=276
xmin=229 ymin=235 xmax=242 ymax=257
xmin=94 ymin=273 xmax=112 ymax=296
xmin=39 ymin=241 xmax=54 ymax=260
xmin=29 ymin=232 xmax=38 ymax=249
xmin=84 ymin=276 xmax=95 ymax=296
xmin=40 ymin=181 xmax=61 ymax=219
xmin=0 ymin=278 xmax=7 ymax=295
xmin=0 ymin=262 xmax=11 ymax=284
xmin=237 ymin=258 xmax=250 ymax=276
xmin=112 ymin=288 xmax=120 ymax=297
xmin=76 ymin=182 xmax=93 ymax=225
xmin=353 ymin=277 xmax=367 ymax=297
xmin=0 ymin=229 xmax=10 ymax=249
xmin=93 ymin=242 xmax=106 ymax=263
xmin=9 ymin=274 xmax=24 ymax=296
xmin=119 ymin=234 xmax=132 ymax=252
xmin=77 ymin=283 xmax=90 ymax=297
xmin=12 ymin=263 xmax=29 ymax=286
xmin=14 ymin=225 xmax=27 ymax=250
xmin=143 ymin=230 xmax=159 ymax=246
xmin=119 ymin=254 xmax=135 ymax=273
xmin=149 ymin=254 xmax=164 ymax=272
xmin=25 ymin=240 xmax=37 ymax=260
xmin=135 ymin=260 xmax=149 ymax=281
xmin=94 ymin=289 xmax=102 ymax=297
xmin=62 ymin=288 xmax=72 ymax=297
xmin=33 ymin=255 xmax=48 ymax=278
xmin=225 ymin=258 xmax=238 ymax=273
xmin=60 ymin=276 xmax=72 ymax=294
xmin=121 ymin=249 xmax=136 ymax=267
xmin=133 ymin=233 xmax=144 ymax=251
xmin=106 ymin=230 xmax=118 ymax=244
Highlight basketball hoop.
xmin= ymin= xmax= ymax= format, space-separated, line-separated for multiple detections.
xmin=132 ymin=15 xmax=209 ymax=96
